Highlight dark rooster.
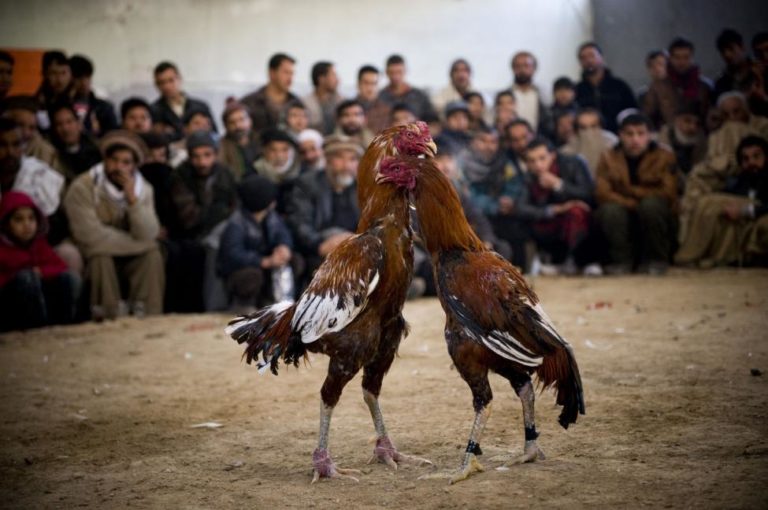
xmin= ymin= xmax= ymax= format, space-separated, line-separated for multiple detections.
xmin=410 ymin=157 xmax=585 ymax=484
xmin=226 ymin=122 xmax=437 ymax=482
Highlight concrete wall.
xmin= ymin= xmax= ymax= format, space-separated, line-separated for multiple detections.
xmin=593 ymin=0 xmax=767 ymax=93
xmin=0 ymin=0 xmax=592 ymax=128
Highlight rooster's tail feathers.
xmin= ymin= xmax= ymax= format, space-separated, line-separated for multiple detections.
xmin=535 ymin=342 xmax=585 ymax=430
xmin=225 ymin=301 xmax=297 ymax=375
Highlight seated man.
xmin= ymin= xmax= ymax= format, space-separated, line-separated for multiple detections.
xmin=460 ymin=126 xmax=527 ymax=268
xmin=389 ymin=103 xmax=417 ymax=127
xmin=550 ymin=76 xmax=579 ymax=120
xmin=281 ymin=100 xmax=309 ymax=140
xmin=334 ymin=99 xmax=374 ymax=148
xmin=64 ymin=130 xmax=164 ymax=319
xmin=657 ymin=102 xmax=707 ymax=176
xmin=152 ymin=61 xmax=216 ymax=141
xmin=168 ymin=131 xmax=237 ymax=312
xmin=519 ymin=138 xmax=597 ymax=275
xmin=286 ymin=135 xmax=361 ymax=278
xmin=219 ymin=101 xmax=261 ymax=181
xmin=595 ymin=114 xmax=678 ymax=274
xmin=1 ymin=95 xmax=62 ymax=173
xmin=69 ymin=54 xmax=119 ymax=137
xmin=561 ymin=107 xmax=618 ymax=177
xmin=120 ymin=97 xmax=154 ymax=134
xmin=437 ymin=100 xmax=473 ymax=153
xmin=50 ymin=103 xmax=102 ymax=182
xmin=252 ymin=128 xmax=302 ymax=212
xmin=218 ymin=174 xmax=297 ymax=311
xmin=302 ymin=61 xmax=342 ymax=135
xmin=675 ymin=135 xmax=768 ymax=267
xmin=297 ymin=129 xmax=325 ymax=173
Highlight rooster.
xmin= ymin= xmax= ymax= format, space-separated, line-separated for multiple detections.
xmin=226 ymin=122 xmax=437 ymax=483
xmin=410 ymin=156 xmax=585 ymax=484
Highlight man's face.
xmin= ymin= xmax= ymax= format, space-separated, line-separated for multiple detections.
xmin=285 ymin=106 xmax=308 ymax=132
xmin=507 ymin=125 xmax=532 ymax=156
xmin=619 ymin=124 xmax=651 ymax=157
xmin=269 ymin=61 xmax=294 ymax=92
xmin=0 ymin=128 xmax=23 ymax=175
xmin=263 ymin=141 xmax=292 ymax=168
xmin=674 ymin=113 xmax=700 ymax=138
xmin=46 ymin=62 xmax=71 ymax=94
xmin=669 ymin=48 xmax=693 ymax=74
xmin=525 ymin=145 xmax=555 ymax=176
xmin=53 ymin=109 xmax=82 ymax=146
xmin=578 ymin=46 xmax=604 ymax=74
xmin=225 ymin=108 xmax=252 ymax=137
xmin=319 ymin=66 xmax=339 ymax=93
xmin=190 ymin=146 xmax=216 ymax=176
xmin=0 ymin=60 xmax=13 ymax=97
xmin=554 ymin=88 xmax=575 ymax=106
xmin=123 ymin=107 xmax=152 ymax=133
xmin=5 ymin=109 xmax=37 ymax=145
xmin=147 ymin=146 xmax=168 ymax=165
xmin=721 ymin=43 xmax=746 ymax=67
xmin=451 ymin=62 xmax=471 ymax=90
xmin=576 ymin=112 xmax=601 ymax=132
xmin=556 ymin=114 xmax=575 ymax=143
xmin=647 ymin=54 xmax=668 ymax=81
xmin=719 ymin=97 xmax=750 ymax=123
xmin=512 ymin=54 xmax=536 ymax=85
xmin=386 ymin=63 xmax=405 ymax=88
xmin=155 ymin=68 xmax=181 ymax=99
xmin=299 ymin=139 xmax=322 ymax=166
xmin=104 ymin=148 xmax=137 ymax=188
xmin=338 ymin=105 xmax=366 ymax=135
xmin=391 ymin=109 xmax=416 ymax=127
xmin=72 ymin=75 xmax=91 ymax=97
xmin=466 ymin=96 xmax=485 ymax=120
xmin=446 ymin=111 xmax=469 ymax=132
xmin=740 ymin=145 xmax=766 ymax=173
xmin=471 ymin=132 xmax=499 ymax=161
xmin=358 ymin=71 xmax=379 ymax=102
xmin=325 ymin=149 xmax=358 ymax=188
xmin=184 ymin=114 xmax=212 ymax=135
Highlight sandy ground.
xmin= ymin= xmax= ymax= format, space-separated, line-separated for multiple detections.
xmin=0 ymin=269 xmax=766 ymax=509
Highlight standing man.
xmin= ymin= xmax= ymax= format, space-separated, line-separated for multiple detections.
xmin=333 ymin=99 xmax=373 ymax=148
xmin=509 ymin=51 xmax=551 ymax=136
xmin=575 ymin=42 xmax=637 ymax=133
xmin=355 ymin=65 xmax=389 ymax=134
xmin=302 ymin=61 xmax=343 ymax=135
xmin=152 ymin=61 xmax=216 ymax=141
xmin=240 ymin=53 xmax=299 ymax=136
xmin=378 ymin=55 xmax=437 ymax=122
xmin=432 ymin=58 xmax=474 ymax=119
xmin=69 ymin=54 xmax=119 ymax=137
xmin=219 ymin=101 xmax=260 ymax=181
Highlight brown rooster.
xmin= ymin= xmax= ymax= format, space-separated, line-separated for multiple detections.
xmin=410 ymin=156 xmax=585 ymax=484
xmin=226 ymin=123 xmax=437 ymax=482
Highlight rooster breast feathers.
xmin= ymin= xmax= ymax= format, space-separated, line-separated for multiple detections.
xmin=292 ymin=232 xmax=384 ymax=344
xmin=438 ymin=250 xmax=569 ymax=368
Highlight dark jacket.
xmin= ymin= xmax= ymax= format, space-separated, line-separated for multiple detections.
xmin=74 ymin=92 xmax=118 ymax=137
xmin=724 ymin=169 xmax=768 ymax=218
xmin=53 ymin=135 xmax=102 ymax=182
xmin=462 ymin=150 xmax=526 ymax=217
xmin=240 ymin=86 xmax=300 ymax=136
xmin=516 ymin=153 xmax=594 ymax=221
xmin=217 ymin=208 xmax=293 ymax=277
xmin=151 ymin=95 xmax=217 ymax=141
xmin=378 ymin=85 xmax=438 ymax=122
xmin=285 ymin=171 xmax=359 ymax=254
xmin=575 ymin=69 xmax=638 ymax=133
xmin=139 ymin=162 xmax=176 ymax=230
xmin=169 ymin=161 xmax=238 ymax=240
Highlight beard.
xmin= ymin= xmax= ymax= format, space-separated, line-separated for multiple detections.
xmin=673 ymin=126 xmax=698 ymax=146
xmin=514 ymin=74 xmax=532 ymax=85
xmin=583 ymin=66 xmax=598 ymax=76
xmin=334 ymin=173 xmax=354 ymax=189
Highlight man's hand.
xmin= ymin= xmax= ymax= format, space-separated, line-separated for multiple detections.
xmin=498 ymin=196 xmax=515 ymax=215
xmin=271 ymin=244 xmax=292 ymax=266
xmin=318 ymin=232 xmax=353 ymax=257
xmin=552 ymin=200 xmax=590 ymax=215
xmin=722 ymin=202 xmax=744 ymax=221
xmin=114 ymin=170 xmax=138 ymax=205
xmin=538 ymin=172 xmax=563 ymax=191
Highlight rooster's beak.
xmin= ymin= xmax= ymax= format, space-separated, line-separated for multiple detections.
xmin=425 ymin=140 xmax=437 ymax=158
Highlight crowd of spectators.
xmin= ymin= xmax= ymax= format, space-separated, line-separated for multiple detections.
xmin=1 ymin=27 xmax=767 ymax=330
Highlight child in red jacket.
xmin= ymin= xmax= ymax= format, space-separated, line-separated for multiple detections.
xmin=0 ymin=191 xmax=78 ymax=331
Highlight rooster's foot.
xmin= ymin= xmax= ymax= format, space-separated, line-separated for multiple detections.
xmin=418 ymin=453 xmax=484 ymax=484
xmin=368 ymin=436 xmax=433 ymax=470
xmin=497 ymin=441 xmax=546 ymax=467
xmin=311 ymin=448 xmax=361 ymax=484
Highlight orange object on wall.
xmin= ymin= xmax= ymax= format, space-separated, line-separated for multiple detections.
xmin=2 ymin=48 xmax=45 ymax=96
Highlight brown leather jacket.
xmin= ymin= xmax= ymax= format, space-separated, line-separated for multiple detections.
xmin=595 ymin=143 xmax=679 ymax=210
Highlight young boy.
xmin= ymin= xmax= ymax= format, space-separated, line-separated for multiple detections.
xmin=551 ymin=76 xmax=578 ymax=120
xmin=0 ymin=191 xmax=78 ymax=331
xmin=217 ymin=174 xmax=297 ymax=312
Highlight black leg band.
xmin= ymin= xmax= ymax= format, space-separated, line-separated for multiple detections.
xmin=525 ymin=426 xmax=539 ymax=442
xmin=465 ymin=440 xmax=483 ymax=456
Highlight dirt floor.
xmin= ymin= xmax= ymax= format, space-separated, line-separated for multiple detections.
xmin=0 ymin=269 xmax=767 ymax=509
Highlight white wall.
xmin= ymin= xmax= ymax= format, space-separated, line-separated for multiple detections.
xmin=0 ymin=0 xmax=592 ymax=127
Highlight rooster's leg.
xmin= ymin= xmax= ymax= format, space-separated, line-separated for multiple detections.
xmin=420 ymin=371 xmax=492 ymax=484
xmin=502 ymin=379 xmax=546 ymax=466
xmin=311 ymin=364 xmax=363 ymax=484
xmin=363 ymin=389 xmax=433 ymax=469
